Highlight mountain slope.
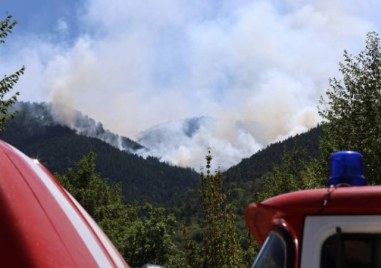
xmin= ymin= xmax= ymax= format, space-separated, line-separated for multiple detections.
xmin=8 ymin=102 xmax=143 ymax=152
xmin=1 ymin=101 xmax=323 ymax=206
xmin=0 ymin=102 xmax=199 ymax=205
xmin=224 ymin=126 xmax=322 ymax=185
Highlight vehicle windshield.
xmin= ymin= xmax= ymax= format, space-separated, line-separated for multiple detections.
xmin=252 ymin=229 xmax=293 ymax=268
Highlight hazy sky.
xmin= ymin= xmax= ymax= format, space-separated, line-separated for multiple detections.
xmin=2 ymin=0 xmax=381 ymax=169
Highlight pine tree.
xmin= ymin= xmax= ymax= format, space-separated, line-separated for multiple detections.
xmin=197 ymin=150 xmax=243 ymax=267
xmin=123 ymin=204 xmax=177 ymax=267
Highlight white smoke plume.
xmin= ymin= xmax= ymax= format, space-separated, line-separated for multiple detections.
xmin=5 ymin=0 xmax=381 ymax=169
xmin=136 ymin=117 xmax=263 ymax=170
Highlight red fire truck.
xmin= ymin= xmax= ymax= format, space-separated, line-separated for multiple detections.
xmin=245 ymin=151 xmax=380 ymax=268
xmin=0 ymin=140 xmax=129 ymax=267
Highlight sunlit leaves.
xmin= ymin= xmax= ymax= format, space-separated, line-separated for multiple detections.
xmin=319 ymin=32 xmax=381 ymax=184
xmin=0 ymin=15 xmax=24 ymax=131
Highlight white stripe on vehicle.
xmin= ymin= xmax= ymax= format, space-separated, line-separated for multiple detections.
xmin=9 ymin=144 xmax=113 ymax=268
xmin=67 ymin=192 xmax=126 ymax=268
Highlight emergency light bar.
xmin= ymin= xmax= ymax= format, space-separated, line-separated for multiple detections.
xmin=328 ymin=151 xmax=366 ymax=187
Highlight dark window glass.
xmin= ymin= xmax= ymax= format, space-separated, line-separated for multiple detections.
xmin=252 ymin=228 xmax=293 ymax=268
xmin=321 ymin=233 xmax=381 ymax=268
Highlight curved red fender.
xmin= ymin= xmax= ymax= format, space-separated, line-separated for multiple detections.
xmin=0 ymin=140 xmax=129 ymax=267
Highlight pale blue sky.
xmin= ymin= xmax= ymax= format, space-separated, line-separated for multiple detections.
xmin=3 ymin=0 xmax=82 ymax=41
xmin=1 ymin=0 xmax=381 ymax=168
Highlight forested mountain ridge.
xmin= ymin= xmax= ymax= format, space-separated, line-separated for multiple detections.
xmin=224 ymin=126 xmax=322 ymax=185
xmin=0 ymin=102 xmax=199 ymax=205
xmin=1 ymin=102 xmax=325 ymax=207
xmin=8 ymin=102 xmax=144 ymax=152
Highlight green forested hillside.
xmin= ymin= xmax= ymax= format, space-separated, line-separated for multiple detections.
xmin=0 ymin=106 xmax=199 ymax=205
xmin=224 ymin=125 xmax=322 ymax=184
xmin=0 ymin=101 xmax=325 ymax=209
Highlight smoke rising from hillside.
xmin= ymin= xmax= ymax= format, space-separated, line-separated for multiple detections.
xmin=7 ymin=0 xmax=381 ymax=169
xmin=136 ymin=117 xmax=264 ymax=170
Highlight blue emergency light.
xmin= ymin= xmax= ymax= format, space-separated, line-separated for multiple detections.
xmin=328 ymin=151 xmax=366 ymax=186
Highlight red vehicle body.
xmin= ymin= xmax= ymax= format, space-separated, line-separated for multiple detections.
xmin=0 ymin=140 xmax=128 ymax=267
xmin=245 ymin=151 xmax=381 ymax=268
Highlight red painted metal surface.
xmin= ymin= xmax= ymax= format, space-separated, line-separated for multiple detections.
xmin=245 ymin=186 xmax=381 ymax=267
xmin=246 ymin=186 xmax=381 ymax=244
xmin=0 ymin=140 xmax=128 ymax=267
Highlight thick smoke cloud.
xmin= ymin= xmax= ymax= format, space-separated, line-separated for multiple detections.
xmin=6 ymin=0 xmax=381 ymax=169
xmin=136 ymin=117 xmax=263 ymax=170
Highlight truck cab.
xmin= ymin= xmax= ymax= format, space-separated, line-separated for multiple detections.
xmin=245 ymin=151 xmax=381 ymax=268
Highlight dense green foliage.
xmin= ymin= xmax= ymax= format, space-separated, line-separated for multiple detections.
xmin=56 ymin=149 xmax=259 ymax=267
xmin=57 ymin=152 xmax=129 ymax=250
xmin=57 ymin=153 xmax=178 ymax=267
xmin=224 ymin=126 xmax=322 ymax=186
xmin=319 ymin=32 xmax=381 ymax=184
xmin=0 ymin=15 xmax=24 ymax=131
xmin=187 ymin=151 xmax=243 ymax=267
xmin=256 ymin=148 xmax=323 ymax=201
